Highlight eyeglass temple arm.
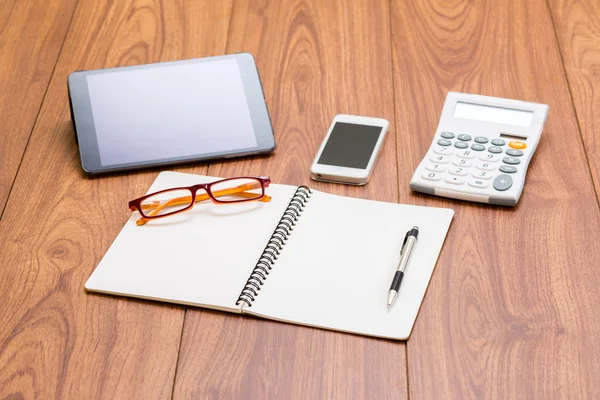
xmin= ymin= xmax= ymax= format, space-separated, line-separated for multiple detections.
xmin=135 ymin=182 xmax=271 ymax=225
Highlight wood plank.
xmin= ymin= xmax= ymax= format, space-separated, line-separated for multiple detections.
xmin=0 ymin=0 xmax=232 ymax=398
xmin=173 ymin=0 xmax=406 ymax=398
xmin=549 ymin=0 xmax=600 ymax=200
xmin=391 ymin=0 xmax=600 ymax=397
xmin=0 ymin=0 xmax=77 ymax=216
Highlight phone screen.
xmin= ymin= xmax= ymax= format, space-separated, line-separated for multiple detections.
xmin=317 ymin=122 xmax=383 ymax=169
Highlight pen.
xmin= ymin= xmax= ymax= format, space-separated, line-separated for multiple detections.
xmin=387 ymin=226 xmax=419 ymax=309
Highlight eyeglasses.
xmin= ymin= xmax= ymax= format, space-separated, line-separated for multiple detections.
xmin=128 ymin=176 xmax=271 ymax=226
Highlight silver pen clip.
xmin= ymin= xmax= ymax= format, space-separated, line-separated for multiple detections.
xmin=400 ymin=231 xmax=409 ymax=256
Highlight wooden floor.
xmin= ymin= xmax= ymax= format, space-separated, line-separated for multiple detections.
xmin=1 ymin=0 xmax=600 ymax=398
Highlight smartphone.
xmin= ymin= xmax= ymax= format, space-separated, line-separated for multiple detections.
xmin=310 ymin=114 xmax=390 ymax=185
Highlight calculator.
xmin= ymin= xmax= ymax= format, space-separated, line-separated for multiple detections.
xmin=409 ymin=92 xmax=549 ymax=206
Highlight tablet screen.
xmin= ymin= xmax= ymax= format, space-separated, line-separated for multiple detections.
xmin=86 ymin=58 xmax=258 ymax=166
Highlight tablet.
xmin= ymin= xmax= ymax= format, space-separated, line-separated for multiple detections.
xmin=67 ymin=53 xmax=276 ymax=174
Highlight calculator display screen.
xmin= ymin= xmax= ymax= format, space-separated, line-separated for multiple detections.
xmin=453 ymin=102 xmax=534 ymax=127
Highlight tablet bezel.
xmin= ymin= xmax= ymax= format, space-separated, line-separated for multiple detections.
xmin=67 ymin=53 xmax=276 ymax=174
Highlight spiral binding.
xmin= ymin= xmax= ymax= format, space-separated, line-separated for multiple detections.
xmin=236 ymin=185 xmax=312 ymax=308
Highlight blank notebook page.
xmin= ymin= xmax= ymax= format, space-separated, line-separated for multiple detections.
xmin=248 ymin=190 xmax=454 ymax=340
xmin=85 ymin=172 xmax=297 ymax=311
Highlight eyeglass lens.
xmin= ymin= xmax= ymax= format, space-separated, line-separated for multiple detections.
xmin=140 ymin=188 xmax=194 ymax=218
xmin=209 ymin=178 xmax=263 ymax=203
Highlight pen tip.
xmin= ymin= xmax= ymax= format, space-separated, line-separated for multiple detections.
xmin=387 ymin=291 xmax=397 ymax=309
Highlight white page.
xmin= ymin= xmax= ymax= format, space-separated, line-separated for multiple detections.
xmin=247 ymin=190 xmax=454 ymax=340
xmin=85 ymin=172 xmax=298 ymax=312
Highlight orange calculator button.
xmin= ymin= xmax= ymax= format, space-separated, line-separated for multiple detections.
xmin=509 ymin=141 xmax=526 ymax=149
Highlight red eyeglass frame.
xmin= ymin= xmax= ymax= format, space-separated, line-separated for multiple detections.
xmin=128 ymin=176 xmax=272 ymax=225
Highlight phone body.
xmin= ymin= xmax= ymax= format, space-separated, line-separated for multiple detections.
xmin=310 ymin=114 xmax=389 ymax=185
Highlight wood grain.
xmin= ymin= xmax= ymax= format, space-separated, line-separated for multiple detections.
xmin=172 ymin=0 xmax=406 ymax=398
xmin=0 ymin=0 xmax=232 ymax=398
xmin=549 ymin=0 xmax=600 ymax=201
xmin=3 ymin=0 xmax=599 ymax=397
xmin=391 ymin=0 xmax=600 ymax=398
xmin=0 ymin=0 xmax=77 ymax=216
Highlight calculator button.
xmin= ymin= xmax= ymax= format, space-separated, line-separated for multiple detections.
xmin=422 ymin=172 xmax=443 ymax=181
xmin=499 ymin=165 xmax=517 ymax=173
xmin=440 ymin=131 xmax=455 ymax=139
xmin=457 ymin=134 xmax=472 ymax=141
xmin=493 ymin=174 xmax=513 ymax=191
xmin=437 ymin=139 xmax=452 ymax=146
xmin=503 ymin=156 xmax=521 ymax=165
xmin=454 ymin=142 xmax=469 ymax=149
xmin=430 ymin=155 xmax=451 ymax=164
xmin=479 ymin=153 xmax=500 ymax=162
xmin=509 ymin=141 xmax=527 ymax=149
xmin=474 ymin=136 xmax=489 ymax=144
xmin=456 ymin=150 xmax=476 ymax=159
xmin=472 ymin=170 xmax=493 ymax=180
xmin=469 ymin=179 xmax=489 ymax=189
xmin=491 ymin=139 xmax=506 ymax=146
xmin=445 ymin=176 xmax=465 ymax=185
xmin=476 ymin=162 xmax=496 ymax=171
xmin=452 ymin=158 xmax=473 ymax=167
xmin=488 ymin=146 xmax=503 ymax=154
xmin=426 ymin=163 xmax=446 ymax=172
xmin=506 ymin=149 xmax=523 ymax=157
xmin=471 ymin=144 xmax=485 ymax=151
xmin=433 ymin=146 xmax=452 ymax=155
xmin=449 ymin=167 xmax=469 ymax=176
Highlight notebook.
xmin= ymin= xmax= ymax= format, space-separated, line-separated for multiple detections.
xmin=85 ymin=171 xmax=454 ymax=340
